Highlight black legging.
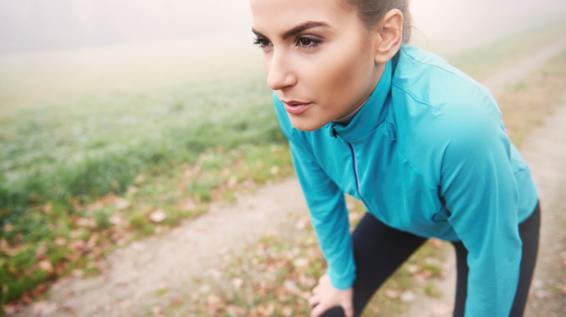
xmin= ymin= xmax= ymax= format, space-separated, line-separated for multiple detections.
xmin=319 ymin=200 xmax=541 ymax=317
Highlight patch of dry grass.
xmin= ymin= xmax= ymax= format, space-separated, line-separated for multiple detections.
xmin=497 ymin=50 xmax=566 ymax=146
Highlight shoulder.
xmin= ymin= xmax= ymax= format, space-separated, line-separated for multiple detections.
xmin=393 ymin=44 xmax=503 ymax=140
xmin=391 ymin=45 xmax=508 ymax=174
xmin=392 ymin=44 xmax=500 ymax=117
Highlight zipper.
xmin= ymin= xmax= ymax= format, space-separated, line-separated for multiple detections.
xmin=347 ymin=142 xmax=361 ymax=196
xmin=332 ymin=125 xmax=367 ymax=206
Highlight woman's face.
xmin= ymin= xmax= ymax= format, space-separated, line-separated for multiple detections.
xmin=250 ymin=0 xmax=383 ymax=131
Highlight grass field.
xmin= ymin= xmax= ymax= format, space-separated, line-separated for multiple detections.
xmin=0 ymin=20 xmax=564 ymax=309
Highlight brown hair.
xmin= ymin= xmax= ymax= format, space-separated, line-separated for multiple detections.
xmin=344 ymin=0 xmax=412 ymax=43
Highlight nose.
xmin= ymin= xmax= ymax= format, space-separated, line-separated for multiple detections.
xmin=266 ymin=50 xmax=296 ymax=91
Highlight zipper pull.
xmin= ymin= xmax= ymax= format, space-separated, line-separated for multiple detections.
xmin=331 ymin=125 xmax=338 ymax=138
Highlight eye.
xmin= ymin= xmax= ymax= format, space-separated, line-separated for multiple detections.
xmin=253 ymin=37 xmax=272 ymax=50
xmin=296 ymin=36 xmax=321 ymax=49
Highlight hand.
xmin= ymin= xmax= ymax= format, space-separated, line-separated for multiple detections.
xmin=308 ymin=273 xmax=354 ymax=317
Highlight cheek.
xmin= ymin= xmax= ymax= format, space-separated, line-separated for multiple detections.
xmin=306 ymin=40 xmax=372 ymax=108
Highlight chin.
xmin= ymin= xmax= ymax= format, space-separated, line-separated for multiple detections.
xmin=289 ymin=116 xmax=327 ymax=132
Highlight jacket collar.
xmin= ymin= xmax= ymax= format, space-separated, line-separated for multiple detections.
xmin=327 ymin=58 xmax=393 ymax=143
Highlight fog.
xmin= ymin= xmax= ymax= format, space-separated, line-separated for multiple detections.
xmin=0 ymin=0 xmax=252 ymax=53
xmin=410 ymin=0 xmax=566 ymax=53
xmin=0 ymin=0 xmax=564 ymax=111
xmin=0 ymin=0 xmax=564 ymax=54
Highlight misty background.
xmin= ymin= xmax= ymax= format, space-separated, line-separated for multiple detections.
xmin=0 ymin=0 xmax=564 ymax=112
xmin=0 ymin=0 xmax=564 ymax=54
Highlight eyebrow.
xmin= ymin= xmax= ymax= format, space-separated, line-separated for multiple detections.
xmin=252 ymin=21 xmax=330 ymax=40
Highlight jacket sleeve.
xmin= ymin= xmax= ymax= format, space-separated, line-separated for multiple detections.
xmin=288 ymin=137 xmax=356 ymax=290
xmin=439 ymin=110 xmax=522 ymax=317
xmin=271 ymin=93 xmax=356 ymax=290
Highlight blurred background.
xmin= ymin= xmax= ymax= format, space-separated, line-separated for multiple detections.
xmin=1 ymin=0 xmax=565 ymax=316
xmin=0 ymin=0 xmax=564 ymax=110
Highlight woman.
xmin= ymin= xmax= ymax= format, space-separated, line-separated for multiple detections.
xmin=249 ymin=0 xmax=541 ymax=316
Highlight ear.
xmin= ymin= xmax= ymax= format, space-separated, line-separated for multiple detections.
xmin=373 ymin=9 xmax=404 ymax=64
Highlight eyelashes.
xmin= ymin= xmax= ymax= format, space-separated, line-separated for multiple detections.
xmin=252 ymin=36 xmax=322 ymax=50
xmin=296 ymin=37 xmax=321 ymax=49
xmin=252 ymin=37 xmax=271 ymax=48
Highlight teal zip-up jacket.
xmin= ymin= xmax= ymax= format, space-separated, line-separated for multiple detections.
xmin=271 ymin=44 xmax=539 ymax=317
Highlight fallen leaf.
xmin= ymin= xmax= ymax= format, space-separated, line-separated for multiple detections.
xmin=295 ymin=218 xmax=309 ymax=230
xmin=35 ymin=244 xmax=48 ymax=259
xmin=270 ymin=166 xmax=279 ymax=175
xmin=127 ymin=186 xmax=138 ymax=195
xmin=134 ymin=175 xmax=145 ymax=184
xmin=151 ymin=305 xmax=163 ymax=316
xmin=232 ymin=278 xmax=244 ymax=289
xmin=38 ymin=260 xmax=54 ymax=274
xmin=406 ymin=264 xmax=419 ymax=274
xmin=87 ymin=234 xmax=98 ymax=249
xmin=5 ymin=242 xmax=25 ymax=256
xmin=149 ymin=209 xmax=167 ymax=223
xmin=401 ymin=291 xmax=416 ymax=302
xmin=41 ymin=203 xmax=53 ymax=213
xmin=385 ymin=289 xmax=400 ymax=299
xmin=226 ymin=305 xmax=246 ymax=316
xmin=0 ymin=239 xmax=8 ymax=251
xmin=3 ymin=223 xmax=13 ymax=232
xmin=257 ymin=303 xmax=275 ymax=316
xmin=282 ymin=306 xmax=293 ymax=317
xmin=293 ymin=257 xmax=309 ymax=268
xmin=114 ymin=198 xmax=130 ymax=210
xmin=283 ymin=280 xmax=301 ymax=296
xmin=31 ymin=301 xmax=58 ymax=315
xmin=76 ymin=217 xmax=96 ymax=228
xmin=199 ymin=284 xmax=211 ymax=294
xmin=431 ymin=302 xmax=453 ymax=316
xmin=3 ymin=304 xmax=17 ymax=315
xmin=298 ymin=275 xmax=316 ymax=288
xmin=70 ymin=240 xmax=87 ymax=253
xmin=55 ymin=237 xmax=67 ymax=246
xmin=207 ymin=294 xmax=222 ymax=312
xmin=227 ymin=176 xmax=238 ymax=188
xmin=533 ymin=288 xmax=550 ymax=299
xmin=110 ymin=214 xmax=123 ymax=226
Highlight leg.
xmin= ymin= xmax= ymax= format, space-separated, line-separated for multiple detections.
xmin=451 ymin=241 xmax=468 ymax=317
xmin=451 ymin=201 xmax=541 ymax=317
xmin=319 ymin=212 xmax=428 ymax=317
xmin=509 ymin=201 xmax=541 ymax=316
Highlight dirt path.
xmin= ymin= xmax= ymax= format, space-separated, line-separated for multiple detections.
xmin=11 ymin=39 xmax=566 ymax=317
xmin=13 ymin=178 xmax=308 ymax=317
xmin=522 ymin=94 xmax=566 ymax=316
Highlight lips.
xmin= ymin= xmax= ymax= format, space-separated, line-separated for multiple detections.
xmin=282 ymin=100 xmax=313 ymax=115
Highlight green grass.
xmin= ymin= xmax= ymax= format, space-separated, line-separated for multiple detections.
xmin=0 ymin=75 xmax=283 ymax=223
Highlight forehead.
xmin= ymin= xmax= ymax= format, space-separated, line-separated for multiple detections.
xmin=250 ymin=0 xmax=356 ymax=34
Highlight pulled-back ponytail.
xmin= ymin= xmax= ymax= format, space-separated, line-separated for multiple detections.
xmin=344 ymin=0 xmax=412 ymax=43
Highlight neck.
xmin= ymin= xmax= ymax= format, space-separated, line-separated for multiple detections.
xmin=334 ymin=63 xmax=385 ymax=125
xmin=334 ymin=101 xmax=366 ymax=124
